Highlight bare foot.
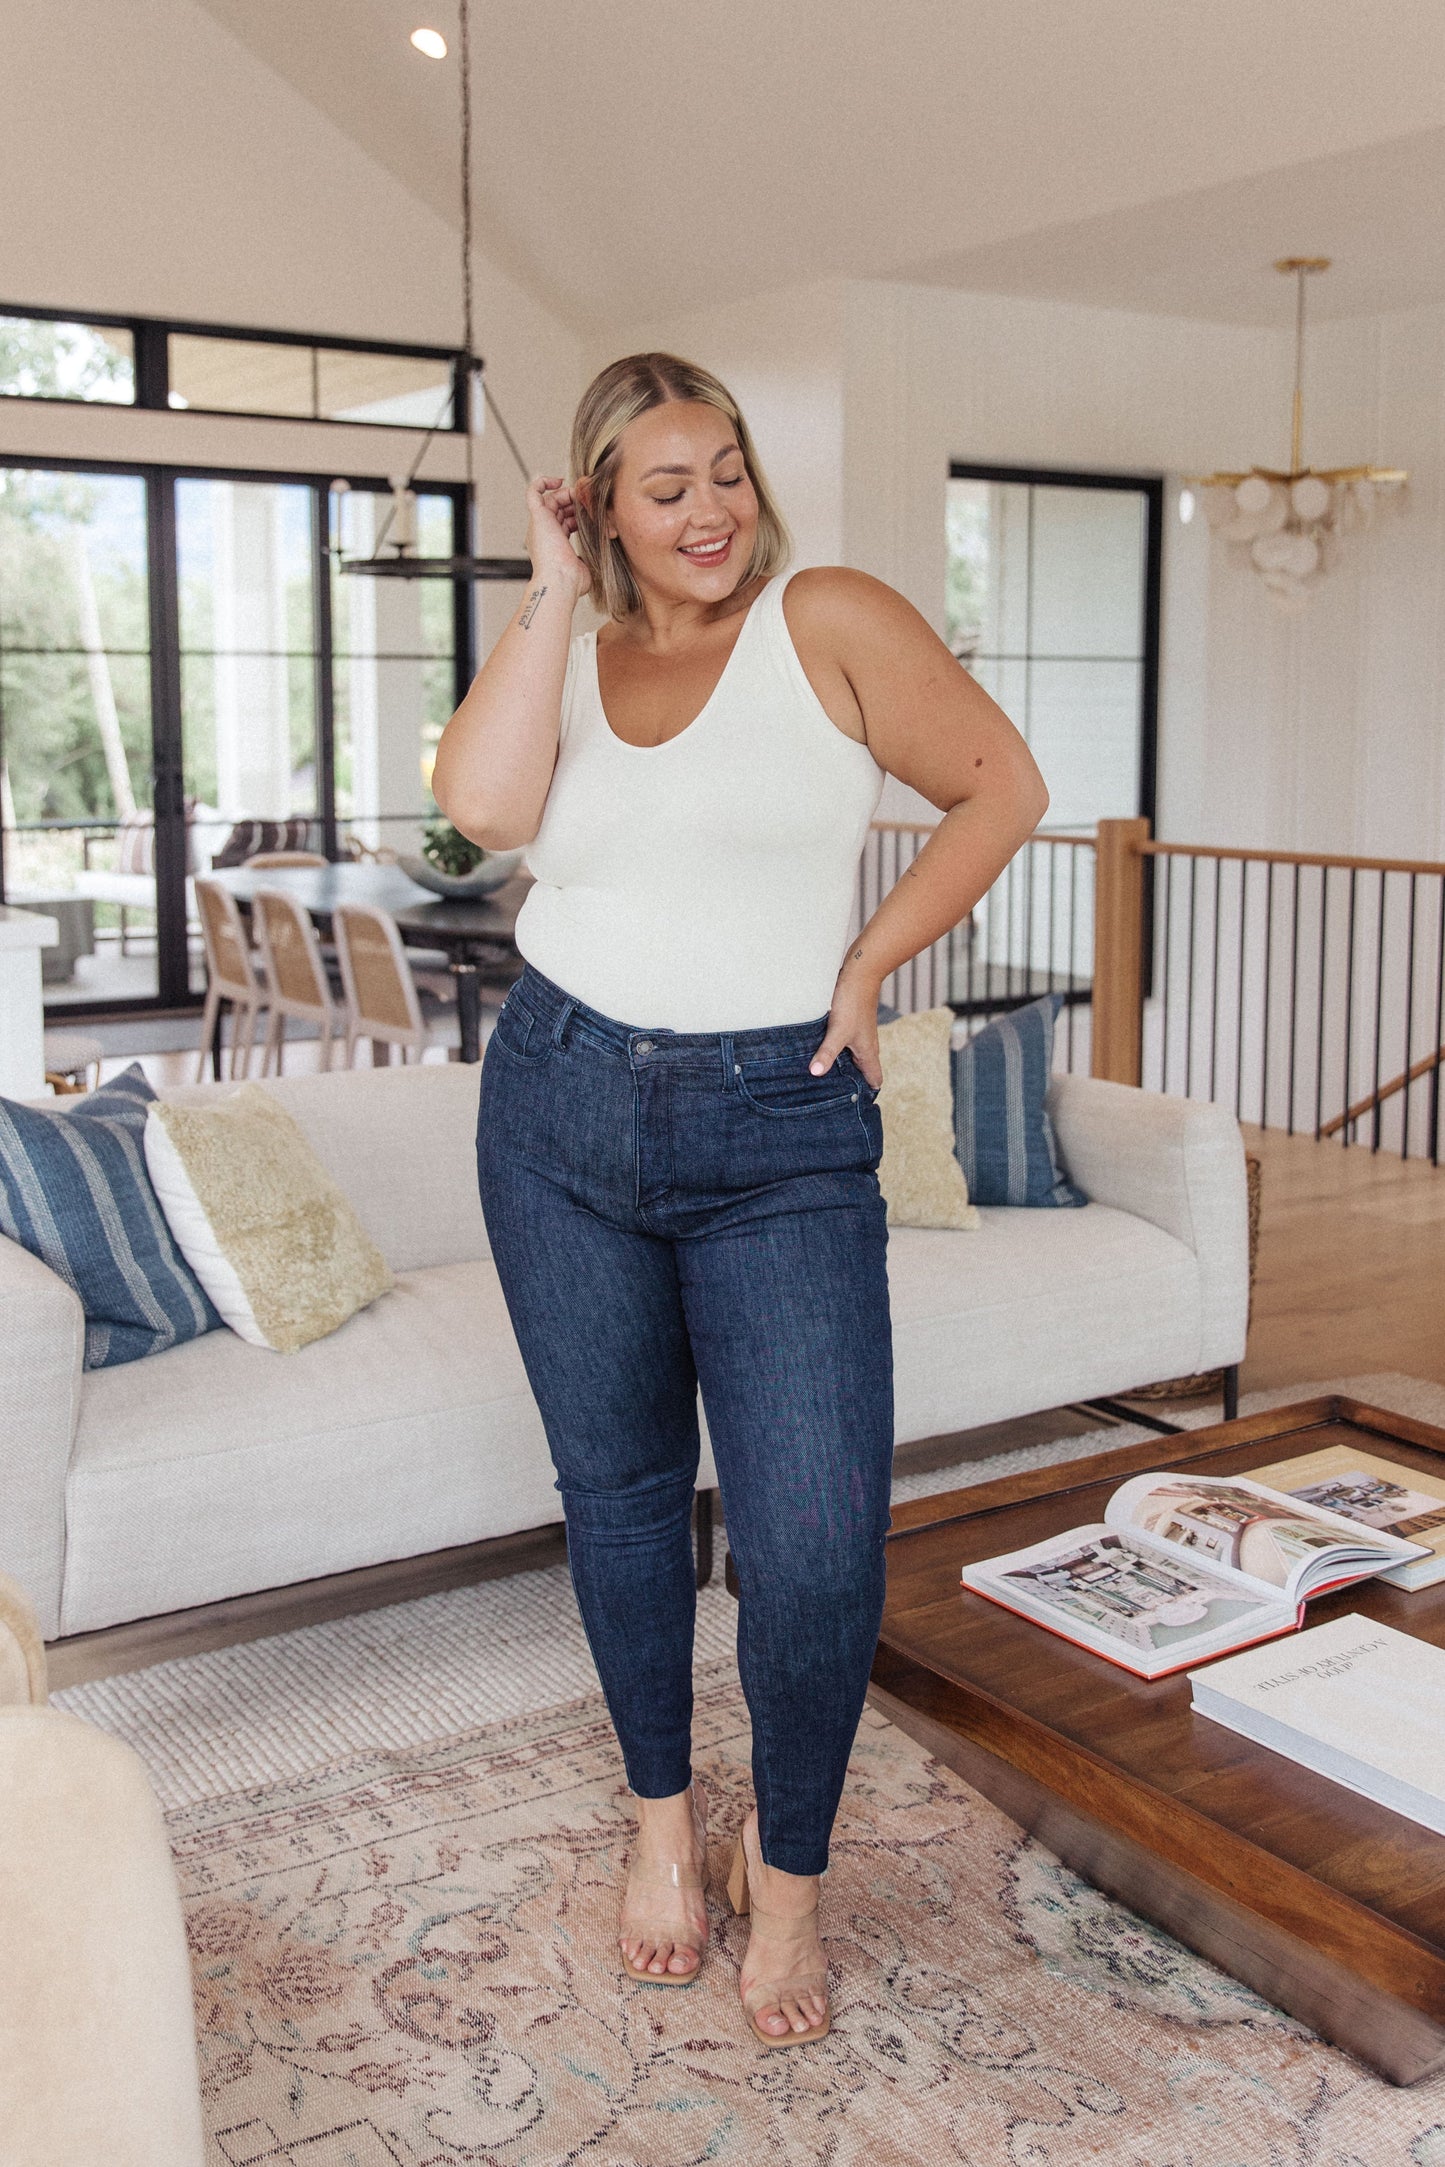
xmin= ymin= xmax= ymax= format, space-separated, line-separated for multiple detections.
xmin=737 ymin=1811 xmax=829 ymax=2039
xmin=619 ymin=1782 xmax=709 ymax=1981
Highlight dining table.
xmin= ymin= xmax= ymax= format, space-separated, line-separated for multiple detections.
xmin=206 ymin=861 xmax=528 ymax=1067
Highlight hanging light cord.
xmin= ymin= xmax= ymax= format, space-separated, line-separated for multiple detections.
xmin=345 ymin=0 xmax=531 ymax=565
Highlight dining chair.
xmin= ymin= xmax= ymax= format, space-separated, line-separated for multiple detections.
xmin=333 ymin=902 xmax=450 ymax=1066
xmin=244 ymin=850 xmax=328 ymax=869
xmin=252 ymin=888 xmax=340 ymax=1073
xmin=194 ymin=877 xmax=268 ymax=1081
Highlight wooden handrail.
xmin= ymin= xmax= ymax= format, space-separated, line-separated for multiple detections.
xmin=1142 ymin=839 xmax=1445 ymax=880
xmin=1319 ymin=1043 xmax=1445 ymax=1138
xmin=868 ymin=820 xmax=1096 ymax=848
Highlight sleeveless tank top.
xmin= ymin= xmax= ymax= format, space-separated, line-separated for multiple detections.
xmin=513 ymin=572 xmax=884 ymax=1031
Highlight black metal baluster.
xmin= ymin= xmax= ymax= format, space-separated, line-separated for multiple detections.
xmin=1402 ymin=873 xmax=1418 ymax=1161
xmin=1370 ymin=869 xmax=1387 ymax=1153
xmin=1209 ymin=855 xmax=1223 ymax=1102
xmin=1287 ymin=863 xmax=1301 ymax=1136
xmin=1234 ymin=857 xmax=1249 ymax=1121
xmin=1341 ymin=868 xmax=1358 ymax=1145
xmin=1314 ymin=866 xmax=1329 ymax=1142
xmin=1159 ymin=850 xmax=1172 ymax=1095
xmin=1432 ymin=877 xmax=1445 ymax=1167
xmin=1066 ymin=843 xmax=1078 ymax=1069
xmin=1260 ymin=860 xmax=1274 ymax=1131
xmin=1185 ymin=855 xmax=1198 ymax=1100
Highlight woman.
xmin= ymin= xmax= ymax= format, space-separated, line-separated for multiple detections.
xmin=433 ymin=353 xmax=1047 ymax=2048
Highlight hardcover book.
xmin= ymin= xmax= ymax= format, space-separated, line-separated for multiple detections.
xmin=959 ymin=1470 xmax=1428 ymax=1679
xmin=1245 ymin=1441 xmax=1445 ymax=1591
xmin=1188 ymin=1614 xmax=1445 ymax=1834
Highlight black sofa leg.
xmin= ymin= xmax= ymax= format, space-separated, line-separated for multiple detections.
xmin=1223 ymin=1364 xmax=1240 ymax=1423
xmin=694 ymin=1489 xmax=715 ymax=1589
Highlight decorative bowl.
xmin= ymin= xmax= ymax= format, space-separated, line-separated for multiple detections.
xmin=397 ymin=849 xmax=525 ymax=900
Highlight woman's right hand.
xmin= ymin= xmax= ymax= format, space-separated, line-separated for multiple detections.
xmin=526 ymin=476 xmax=591 ymax=600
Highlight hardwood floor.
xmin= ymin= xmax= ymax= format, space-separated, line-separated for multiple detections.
xmin=1240 ymin=1124 xmax=1445 ymax=1392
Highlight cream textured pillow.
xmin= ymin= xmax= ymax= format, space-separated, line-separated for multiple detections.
xmin=143 ymin=1086 xmax=394 ymax=1352
xmin=875 ymin=1007 xmax=980 ymax=1230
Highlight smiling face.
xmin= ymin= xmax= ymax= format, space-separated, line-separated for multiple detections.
xmin=604 ymin=400 xmax=760 ymax=610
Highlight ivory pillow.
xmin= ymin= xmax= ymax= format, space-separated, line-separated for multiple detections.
xmin=143 ymin=1086 xmax=393 ymax=1352
xmin=875 ymin=1007 xmax=980 ymax=1230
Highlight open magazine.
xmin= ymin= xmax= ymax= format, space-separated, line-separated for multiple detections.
xmin=959 ymin=1470 xmax=1430 ymax=1679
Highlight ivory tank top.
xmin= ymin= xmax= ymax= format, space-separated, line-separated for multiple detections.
xmin=513 ymin=573 xmax=884 ymax=1031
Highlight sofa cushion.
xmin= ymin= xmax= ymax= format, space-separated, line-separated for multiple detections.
xmin=876 ymin=1007 xmax=979 ymax=1230
xmin=159 ymin=1062 xmax=489 ymax=1275
xmin=144 ymin=1087 xmax=393 ymax=1351
xmin=953 ymin=995 xmax=1086 ymax=1208
xmin=887 ymin=1203 xmax=1204 ymax=1442
xmin=0 ymin=1066 xmax=220 ymax=1370
xmin=63 ymin=1260 xmax=567 ymax=1632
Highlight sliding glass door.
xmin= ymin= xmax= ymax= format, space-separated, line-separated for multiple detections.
xmin=0 ymin=465 xmax=160 ymax=1003
xmin=0 ymin=459 xmax=469 ymax=1015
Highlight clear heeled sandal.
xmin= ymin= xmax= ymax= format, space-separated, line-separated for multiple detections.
xmin=727 ymin=1815 xmax=832 ymax=2048
xmin=619 ymin=1781 xmax=710 ymax=1987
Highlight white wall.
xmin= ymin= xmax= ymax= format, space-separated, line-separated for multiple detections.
xmin=1 ymin=0 xmax=580 ymax=582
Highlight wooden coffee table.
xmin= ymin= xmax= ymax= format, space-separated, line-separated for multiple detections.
xmin=871 ymin=1396 xmax=1445 ymax=2085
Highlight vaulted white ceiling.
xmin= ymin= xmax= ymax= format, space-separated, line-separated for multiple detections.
xmin=197 ymin=0 xmax=1445 ymax=334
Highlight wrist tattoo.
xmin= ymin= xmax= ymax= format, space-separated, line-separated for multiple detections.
xmin=519 ymin=584 xmax=547 ymax=630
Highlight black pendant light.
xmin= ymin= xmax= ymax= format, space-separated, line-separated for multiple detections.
xmin=340 ymin=0 xmax=531 ymax=582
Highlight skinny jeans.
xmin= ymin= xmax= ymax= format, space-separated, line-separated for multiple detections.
xmin=476 ymin=963 xmax=894 ymax=1875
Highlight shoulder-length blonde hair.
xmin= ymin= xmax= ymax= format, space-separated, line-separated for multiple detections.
xmin=569 ymin=352 xmax=791 ymax=620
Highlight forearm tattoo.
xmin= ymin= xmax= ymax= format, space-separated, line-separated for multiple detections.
xmin=518 ymin=584 xmax=547 ymax=630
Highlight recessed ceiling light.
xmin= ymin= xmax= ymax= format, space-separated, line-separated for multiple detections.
xmin=410 ymin=26 xmax=447 ymax=59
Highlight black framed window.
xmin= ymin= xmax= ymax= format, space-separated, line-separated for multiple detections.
xmin=0 ymin=454 xmax=472 ymax=1015
xmin=0 ymin=304 xmax=466 ymax=433
xmin=947 ymin=462 xmax=1161 ymax=832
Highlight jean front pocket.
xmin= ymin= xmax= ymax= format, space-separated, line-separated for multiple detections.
xmin=490 ymin=995 xmax=556 ymax=1063
xmin=735 ymin=1054 xmax=859 ymax=1119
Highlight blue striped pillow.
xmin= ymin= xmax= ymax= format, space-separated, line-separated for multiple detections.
xmin=0 ymin=1064 xmax=222 ymax=1368
xmin=951 ymin=995 xmax=1086 ymax=1208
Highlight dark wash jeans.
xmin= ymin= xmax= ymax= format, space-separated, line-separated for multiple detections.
xmin=476 ymin=962 xmax=894 ymax=1875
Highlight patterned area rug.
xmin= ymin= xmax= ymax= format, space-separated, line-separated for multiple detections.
xmin=173 ymin=1657 xmax=1443 ymax=2167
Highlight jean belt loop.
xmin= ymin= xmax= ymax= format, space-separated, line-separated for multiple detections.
xmin=552 ymin=998 xmax=577 ymax=1051
xmin=719 ymin=1032 xmax=736 ymax=1090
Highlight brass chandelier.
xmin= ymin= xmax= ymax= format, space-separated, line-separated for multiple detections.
xmin=1183 ymin=258 xmax=1407 ymax=609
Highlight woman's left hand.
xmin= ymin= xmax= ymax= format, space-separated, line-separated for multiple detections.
xmin=810 ymin=967 xmax=883 ymax=1090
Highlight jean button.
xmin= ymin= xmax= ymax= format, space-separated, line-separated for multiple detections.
xmin=635 ymin=1038 xmax=653 ymax=1056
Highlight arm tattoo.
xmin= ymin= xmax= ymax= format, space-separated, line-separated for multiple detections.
xmin=518 ymin=584 xmax=547 ymax=630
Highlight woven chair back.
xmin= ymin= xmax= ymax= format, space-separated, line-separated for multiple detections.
xmin=195 ymin=878 xmax=259 ymax=997
xmin=254 ymin=889 xmax=332 ymax=1015
xmin=333 ymin=904 xmax=424 ymax=1044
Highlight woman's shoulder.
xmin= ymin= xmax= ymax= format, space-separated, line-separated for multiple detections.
xmin=781 ymin=566 xmax=926 ymax=654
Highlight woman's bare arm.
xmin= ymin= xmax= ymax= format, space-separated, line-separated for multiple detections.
xmin=788 ymin=567 xmax=1050 ymax=1079
xmin=431 ymin=479 xmax=588 ymax=850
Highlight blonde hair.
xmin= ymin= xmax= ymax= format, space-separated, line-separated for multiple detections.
xmin=569 ymin=352 xmax=791 ymax=620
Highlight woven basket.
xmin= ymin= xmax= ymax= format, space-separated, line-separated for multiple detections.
xmin=1128 ymin=1153 xmax=1262 ymax=1401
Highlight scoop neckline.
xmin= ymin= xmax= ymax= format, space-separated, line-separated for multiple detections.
xmin=590 ymin=577 xmax=775 ymax=753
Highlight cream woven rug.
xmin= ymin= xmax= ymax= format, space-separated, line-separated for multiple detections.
xmin=176 ymin=1660 xmax=1439 ymax=2166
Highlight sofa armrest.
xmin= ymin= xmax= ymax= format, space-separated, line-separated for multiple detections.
xmin=1047 ymin=1075 xmax=1250 ymax=1373
xmin=0 ymin=1236 xmax=83 ymax=1640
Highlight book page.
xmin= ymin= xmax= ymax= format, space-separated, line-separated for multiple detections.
xmin=1246 ymin=1444 xmax=1445 ymax=1583
xmin=969 ymin=1527 xmax=1284 ymax=1665
xmin=1102 ymin=1471 xmax=1421 ymax=1600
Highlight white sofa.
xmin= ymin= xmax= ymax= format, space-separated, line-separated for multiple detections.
xmin=0 ymin=1063 xmax=1249 ymax=1643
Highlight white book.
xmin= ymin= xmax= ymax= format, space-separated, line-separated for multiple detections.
xmin=1188 ymin=1614 xmax=1445 ymax=1835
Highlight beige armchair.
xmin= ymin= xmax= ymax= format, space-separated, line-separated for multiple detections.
xmin=0 ymin=1574 xmax=205 ymax=2167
